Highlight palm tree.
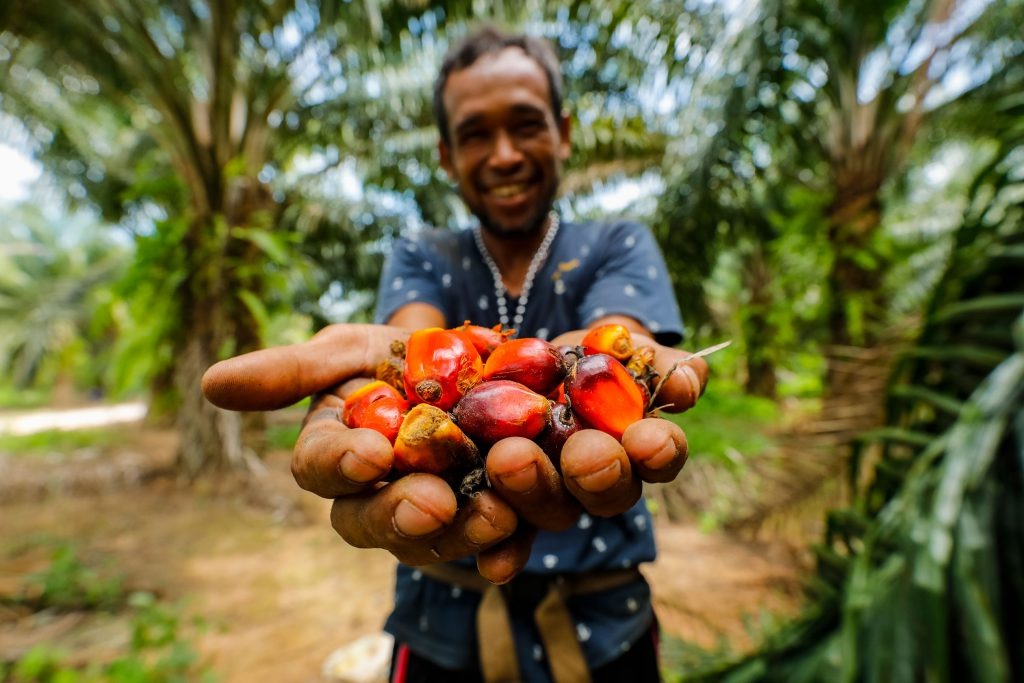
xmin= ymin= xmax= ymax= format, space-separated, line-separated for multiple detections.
xmin=682 ymin=87 xmax=1024 ymax=682
xmin=0 ymin=0 xmax=394 ymax=476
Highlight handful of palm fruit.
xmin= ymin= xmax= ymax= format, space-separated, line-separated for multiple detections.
xmin=342 ymin=322 xmax=671 ymax=491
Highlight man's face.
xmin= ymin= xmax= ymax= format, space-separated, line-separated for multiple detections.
xmin=439 ymin=47 xmax=571 ymax=238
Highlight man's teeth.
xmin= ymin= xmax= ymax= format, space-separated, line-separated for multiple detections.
xmin=490 ymin=183 xmax=528 ymax=198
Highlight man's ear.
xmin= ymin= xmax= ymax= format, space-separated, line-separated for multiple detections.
xmin=557 ymin=110 xmax=572 ymax=161
xmin=438 ymin=138 xmax=455 ymax=178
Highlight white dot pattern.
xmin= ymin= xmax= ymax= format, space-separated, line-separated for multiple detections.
xmin=422 ymin=260 xmax=433 ymax=271
xmin=478 ymin=295 xmax=489 ymax=310
xmin=462 ymin=256 xmax=472 ymax=270
xmin=533 ymin=645 xmax=544 ymax=661
xmin=626 ymin=597 xmax=639 ymax=612
xmin=624 ymin=235 xmax=636 ymax=248
xmin=451 ymin=586 xmax=462 ymax=598
xmin=633 ymin=514 xmax=648 ymax=531
xmin=624 ymin=284 xmax=637 ymax=297
xmin=419 ymin=614 xmax=429 ymax=631
xmin=411 ymin=570 xmax=422 ymax=581
xmin=536 ymin=328 xmax=549 ymax=340
xmin=577 ymin=514 xmax=592 ymax=530
xmin=593 ymin=537 xmax=608 ymax=553
xmin=442 ymin=273 xmax=452 ymax=288
xmin=406 ymin=289 xmax=419 ymax=300
xmin=647 ymin=265 xmax=658 ymax=279
xmin=577 ymin=623 xmax=592 ymax=642
xmin=542 ymin=554 xmax=558 ymax=569
xmin=554 ymin=279 xmax=567 ymax=295
xmin=391 ymin=277 xmax=403 ymax=290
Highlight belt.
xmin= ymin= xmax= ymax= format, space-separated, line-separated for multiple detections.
xmin=419 ymin=563 xmax=643 ymax=683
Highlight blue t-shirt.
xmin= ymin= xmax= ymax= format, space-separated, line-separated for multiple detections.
xmin=374 ymin=218 xmax=684 ymax=677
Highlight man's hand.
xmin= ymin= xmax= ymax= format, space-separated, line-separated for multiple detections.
xmin=201 ymin=323 xmax=708 ymax=584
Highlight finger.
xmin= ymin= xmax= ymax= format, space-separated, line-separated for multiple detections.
xmin=621 ymin=418 xmax=688 ymax=483
xmin=329 ymin=473 xmax=458 ymax=554
xmin=485 ymin=437 xmax=580 ymax=531
xmin=201 ymin=323 xmax=405 ymax=411
xmin=560 ymin=429 xmax=642 ymax=517
xmin=292 ymin=404 xmax=394 ymax=497
xmin=650 ymin=349 xmax=708 ymax=414
xmin=420 ymin=490 xmax=518 ymax=564
xmin=477 ymin=525 xmax=538 ymax=585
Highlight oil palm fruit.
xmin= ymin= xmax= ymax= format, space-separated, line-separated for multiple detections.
xmin=450 ymin=380 xmax=551 ymax=443
xmin=564 ymin=353 xmax=646 ymax=440
xmin=482 ymin=337 xmax=566 ymax=396
xmin=403 ymin=328 xmax=483 ymax=411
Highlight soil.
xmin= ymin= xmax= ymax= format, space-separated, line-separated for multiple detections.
xmin=0 ymin=423 xmax=810 ymax=682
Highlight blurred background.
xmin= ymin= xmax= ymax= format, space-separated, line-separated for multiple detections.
xmin=0 ymin=0 xmax=1021 ymax=681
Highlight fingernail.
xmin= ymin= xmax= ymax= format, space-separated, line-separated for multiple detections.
xmin=339 ymin=451 xmax=385 ymax=484
xmin=394 ymin=499 xmax=443 ymax=537
xmin=465 ymin=512 xmax=507 ymax=546
xmin=496 ymin=462 xmax=538 ymax=494
xmin=572 ymin=460 xmax=623 ymax=493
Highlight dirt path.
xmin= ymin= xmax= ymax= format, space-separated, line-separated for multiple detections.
xmin=0 ymin=425 xmax=808 ymax=681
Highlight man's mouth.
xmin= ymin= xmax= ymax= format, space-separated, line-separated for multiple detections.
xmin=488 ymin=182 xmax=530 ymax=198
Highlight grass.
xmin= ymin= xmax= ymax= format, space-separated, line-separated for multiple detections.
xmin=662 ymin=384 xmax=779 ymax=468
xmin=0 ymin=427 xmax=122 ymax=457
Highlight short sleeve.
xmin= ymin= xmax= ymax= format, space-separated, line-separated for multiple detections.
xmin=578 ymin=222 xmax=684 ymax=346
xmin=374 ymin=236 xmax=446 ymax=324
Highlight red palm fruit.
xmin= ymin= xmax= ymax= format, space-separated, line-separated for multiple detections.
xmin=536 ymin=402 xmax=582 ymax=467
xmin=581 ymin=323 xmax=634 ymax=362
xmin=564 ymin=353 xmax=646 ymax=441
xmin=393 ymin=404 xmax=481 ymax=477
xmin=450 ymin=380 xmax=551 ymax=443
xmin=346 ymin=395 xmax=408 ymax=444
xmin=450 ymin=321 xmax=511 ymax=360
xmin=342 ymin=380 xmax=406 ymax=426
xmin=403 ymin=328 xmax=483 ymax=411
xmin=482 ymin=337 xmax=566 ymax=396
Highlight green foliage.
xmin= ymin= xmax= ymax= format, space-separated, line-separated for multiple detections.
xmin=3 ymin=593 xmax=212 ymax=682
xmin=681 ymin=105 xmax=1024 ymax=682
xmin=665 ymin=386 xmax=779 ymax=468
xmin=265 ymin=423 xmax=302 ymax=452
xmin=0 ymin=427 xmax=121 ymax=457
xmin=19 ymin=543 xmax=125 ymax=612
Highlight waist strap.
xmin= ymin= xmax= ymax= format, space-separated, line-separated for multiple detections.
xmin=419 ymin=563 xmax=642 ymax=683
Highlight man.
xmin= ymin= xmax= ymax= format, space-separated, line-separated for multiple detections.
xmin=202 ymin=26 xmax=708 ymax=683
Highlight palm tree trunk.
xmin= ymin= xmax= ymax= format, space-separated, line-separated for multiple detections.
xmin=742 ymin=244 xmax=778 ymax=398
xmin=824 ymin=177 xmax=887 ymax=394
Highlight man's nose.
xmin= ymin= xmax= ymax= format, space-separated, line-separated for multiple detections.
xmin=489 ymin=130 xmax=523 ymax=169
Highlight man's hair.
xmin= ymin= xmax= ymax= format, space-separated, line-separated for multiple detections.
xmin=433 ymin=26 xmax=564 ymax=145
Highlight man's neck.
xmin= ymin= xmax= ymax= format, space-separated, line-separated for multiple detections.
xmin=479 ymin=219 xmax=551 ymax=296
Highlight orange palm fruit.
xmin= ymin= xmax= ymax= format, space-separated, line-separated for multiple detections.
xmin=450 ymin=380 xmax=551 ymax=443
xmin=581 ymin=323 xmax=634 ymax=362
xmin=403 ymin=328 xmax=483 ymax=411
xmin=564 ymin=353 xmax=646 ymax=440
xmin=536 ymin=402 xmax=582 ymax=467
xmin=450 ymin=321 xmax=511 ymax=360
xmin=342 ymin=380 xmax=407 ymax=426
xmin=346 ymin=395 xmax=408 ymax=444
xmin=482 ymin=337 xmax=566 ymax=396
xmin=393 ymin=404 xmax=481 ymax=477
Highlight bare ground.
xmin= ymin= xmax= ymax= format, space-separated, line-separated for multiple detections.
xmin=0 ymin=424 xmax=809 ymax=681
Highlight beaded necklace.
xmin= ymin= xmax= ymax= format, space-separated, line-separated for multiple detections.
xmin=472 ymin=211 xmax=560 ymax=334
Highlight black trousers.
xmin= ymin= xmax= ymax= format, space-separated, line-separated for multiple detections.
xmin=389 ymin=621 xmax=661 ymax=683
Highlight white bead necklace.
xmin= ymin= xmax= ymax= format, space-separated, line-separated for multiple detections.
xmin=472 ymin=212 xmax=560 ymax=334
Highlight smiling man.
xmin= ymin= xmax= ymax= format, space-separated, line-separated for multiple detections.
xmin=372 ymin=27 xmax=695 ymax=683
xmin=202 ymin=25 xmax=707 ymax=683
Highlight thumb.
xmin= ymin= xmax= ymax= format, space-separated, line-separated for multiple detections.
xmin=201 ymin=324 xmax=406 ymax=411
